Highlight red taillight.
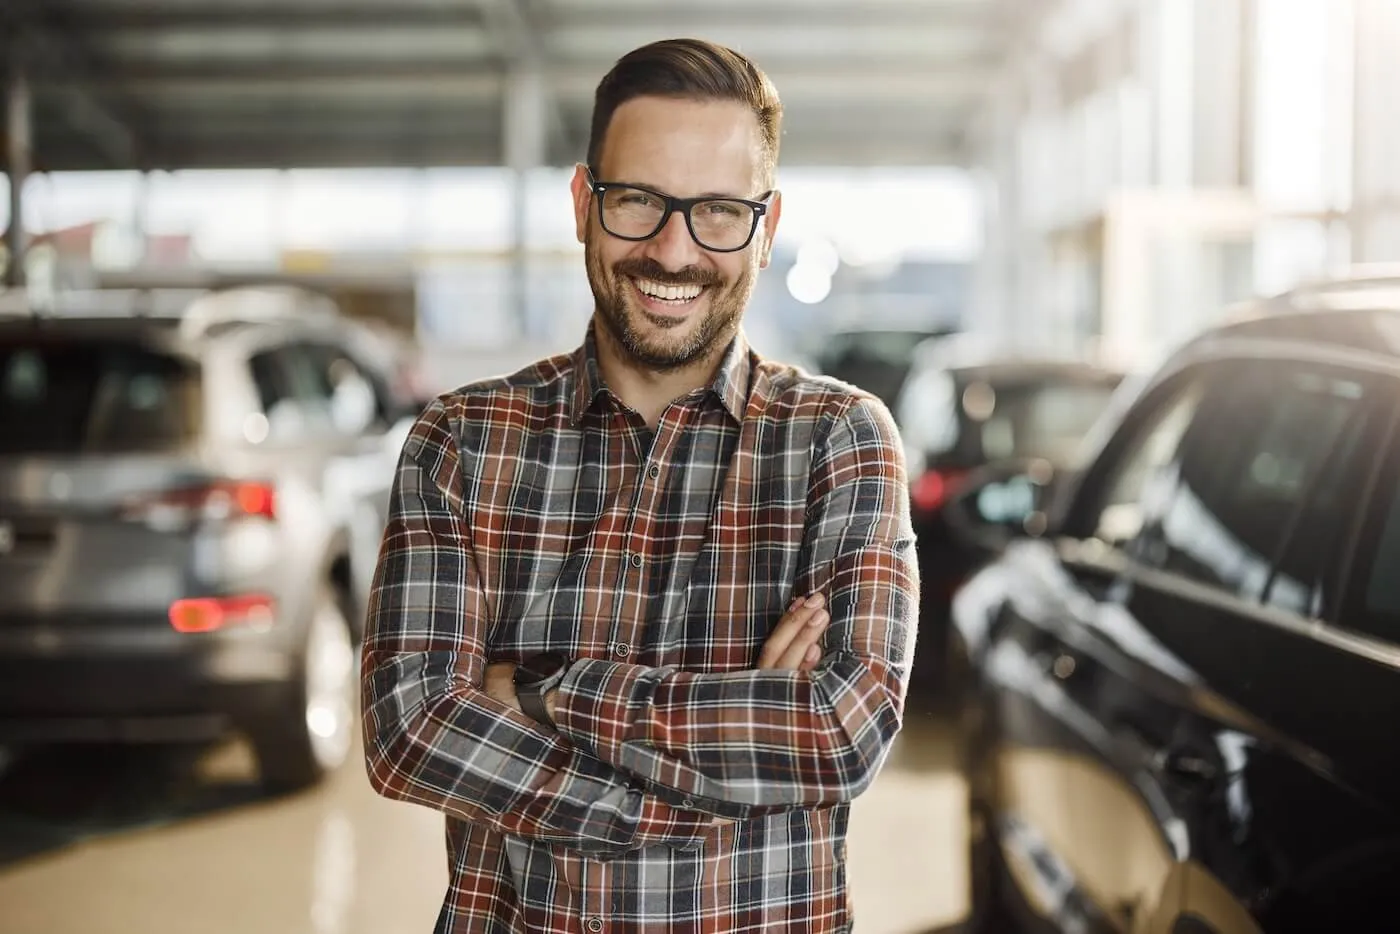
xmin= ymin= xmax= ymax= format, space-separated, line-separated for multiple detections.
xmin=910 ymin=468 xmax=967 ymax=514
xmin=169 ymin=594 xmax=276 ymax=633
xmin=230 ymin=483 xmax=276 ymax=519
xmin=122 ymin=481 xmax=277 ymax=528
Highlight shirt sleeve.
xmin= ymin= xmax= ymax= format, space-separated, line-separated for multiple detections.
xmin=552 ymin=396 xmax=919 ymax=811
xmin=360 ymin=398 xmax=713 ymax=857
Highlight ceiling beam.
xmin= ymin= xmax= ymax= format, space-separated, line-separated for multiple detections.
xmin=58 ymin=1 xmax=1002 ymax=34
xmin=38 ymin=2 xmax=487 ymax=30
xmin=51 ymin=61 xmax=995 ymax=105
xmin=30 ymin=123 xmax=969 ymax=172
xmin=0 ymin=5 xmax=143 ymax=167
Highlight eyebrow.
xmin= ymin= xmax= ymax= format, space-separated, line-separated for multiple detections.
xmin=610 ymin=178 xmax=753 ymax=200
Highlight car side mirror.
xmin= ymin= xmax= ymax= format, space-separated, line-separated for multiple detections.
xmin=943 ymin=457 xmax=1057 ymax=546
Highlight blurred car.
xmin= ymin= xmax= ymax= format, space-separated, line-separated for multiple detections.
xmin=948 ymin=296 xmax=1400 ymax=932
xmin=892 ymin=338 xmax=1123 ymax=689
xmin=348 ymin=318 xmax=438 ymax=414
xmin=810 ymin=325 xmax=957 ymax=410
xmin=0 ymin=286 xmax=418 ymax=788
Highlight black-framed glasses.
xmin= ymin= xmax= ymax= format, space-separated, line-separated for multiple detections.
xmin=585 ymin=167 xmax=773 ymax=253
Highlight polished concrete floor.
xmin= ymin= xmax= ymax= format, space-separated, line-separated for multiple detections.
xmin=0 ymin=699 xmax=965 ymax=934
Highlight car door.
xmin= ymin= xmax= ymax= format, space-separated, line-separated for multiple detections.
xmin=290 ymin=337 xmax=406 ymax=619
xmin=966 ymin=366 xmax=1210 ymax=933
xmin=1061 ymin=357 xmax=1400 ymax=934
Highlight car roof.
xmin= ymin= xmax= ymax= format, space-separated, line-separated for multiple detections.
xmin=0 ymin=313 xmax=191 ymax=352
xmin=944 ymin=359 xmax=1125 ymax=385
xmin=0 ymin=286 xmax=344 ymax=356
xmin=1188 ymin=306 xmax=1400 ymax=364
xmin=907 ymin=332 xmax=1123 ymax=380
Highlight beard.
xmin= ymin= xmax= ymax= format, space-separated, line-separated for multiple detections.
xmin=584 ymin=232 xmax=756 ymax=373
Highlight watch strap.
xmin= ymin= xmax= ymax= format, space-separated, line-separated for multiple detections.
xmin=518 ymin=666 xmax=566 ymax=725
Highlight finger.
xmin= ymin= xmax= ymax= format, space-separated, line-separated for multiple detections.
xmin=799 ymin=643 xmax=822 ymax=672
xmin=771 ymin=608 xmax=828 ymax=670
xmin=758 ymin=594 xmax=824 ymax=668
xmin=757 ymin=597 xmax=816 ymax=667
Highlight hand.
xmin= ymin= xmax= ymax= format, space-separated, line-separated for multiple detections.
xmin=484 ymin=662 xmax=522 ymax=712
xmin=757 ymin=593 xmax=829 ymax=671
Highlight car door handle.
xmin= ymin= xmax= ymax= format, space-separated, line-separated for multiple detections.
xmin=1152 ymin=747 xmax=1220 ymax=784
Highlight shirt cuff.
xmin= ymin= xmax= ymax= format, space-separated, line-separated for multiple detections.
xmin=555 ymin=656 xmax=666 ymax=762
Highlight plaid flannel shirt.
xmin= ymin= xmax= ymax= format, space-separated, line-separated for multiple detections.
xmin=361 ymin=326 xmax=918 ymax=933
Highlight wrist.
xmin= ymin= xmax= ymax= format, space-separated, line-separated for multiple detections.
xmin=514 ymin=652 xmax=570 ymax=726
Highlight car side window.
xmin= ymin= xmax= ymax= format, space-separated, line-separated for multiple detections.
xmin=248 ymin=345 xmax=331 ymax=440
xmin=1081 ymin=376 xmax=1205 ymax=548
xmin=1343 ymin=406 xmax=1400 ymax=641
xmin=296 ymin=341 xmax=395 ymax=436
xmin=1145 ymin=365 xmax=1374 ymax=609
xmin=248 ymin=347 xmax=294 ymax=415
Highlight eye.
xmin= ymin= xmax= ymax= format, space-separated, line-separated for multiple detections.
xmin=617 ymin=191 xmax=660 ymax=209
xmin=700 ymin=201 xmax=744 ymax=218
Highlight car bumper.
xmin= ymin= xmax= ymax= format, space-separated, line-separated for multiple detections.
xmin=0 ymin=614 xmax=299 ymax=743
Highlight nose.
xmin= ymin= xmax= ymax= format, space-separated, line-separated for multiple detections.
xmin=642 ymin=209 xmax=703 ymax=270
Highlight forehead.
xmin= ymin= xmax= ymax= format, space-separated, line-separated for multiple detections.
xmin=596 ymin=96 xmax=766 ymax=196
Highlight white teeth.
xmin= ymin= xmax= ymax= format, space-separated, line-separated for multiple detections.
xmin=635 ymin=278 xmax=703 ymax=302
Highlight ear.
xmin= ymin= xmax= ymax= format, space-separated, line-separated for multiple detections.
xmin=757 ymin=190 xmax=782 ymax=269
xmin=570 ymin=164 xmax=593 ymax=244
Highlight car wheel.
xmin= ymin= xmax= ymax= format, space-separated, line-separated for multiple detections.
xmin=252 ymin=586 xmax=358 ymax=790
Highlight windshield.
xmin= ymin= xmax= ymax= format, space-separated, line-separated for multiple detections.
xmin=0 ymin=338 xmax=201 ymax=454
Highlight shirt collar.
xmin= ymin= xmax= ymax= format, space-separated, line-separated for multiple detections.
xmin=569 ymin=322 xmax=752 ymax=427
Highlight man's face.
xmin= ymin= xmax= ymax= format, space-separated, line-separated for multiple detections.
xmin=571 ymin=96 xmax=781 ymax=373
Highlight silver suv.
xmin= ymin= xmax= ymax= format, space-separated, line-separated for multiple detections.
xmin=0 ymin=286 xmax=417 ymax=788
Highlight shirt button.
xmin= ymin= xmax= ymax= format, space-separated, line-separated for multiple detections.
xmin=682 ymin=797 xmax=695 ymax=808
xmin=647 ymin=463 xmax=661 ymax=480
xmin=586 ymin=919 xmax=603 ymax=933
xmin=614 ymin=643 xmax=631 ymax=658
xmin=630 ymin=552 xmax=643 ymax=569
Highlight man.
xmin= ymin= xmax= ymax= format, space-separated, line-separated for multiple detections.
xmin=362 ymin=37 xmax=918 ymax=933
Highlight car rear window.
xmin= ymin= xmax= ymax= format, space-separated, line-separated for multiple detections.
xmin=976 ymin=380 xmax=1120 ymax=464
xmin=0 ymin=338 xmax=201 ymax=454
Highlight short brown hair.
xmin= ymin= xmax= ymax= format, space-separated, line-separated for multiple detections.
xmin=586 ymin=38 xmax=783 ymax=182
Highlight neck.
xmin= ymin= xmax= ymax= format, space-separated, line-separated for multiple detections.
xmin=593 ymin=321 xmax=731 ymax=428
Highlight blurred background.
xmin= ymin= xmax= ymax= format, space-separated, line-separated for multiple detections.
xmin=0 ymin=1 xmax=1397 ymax=932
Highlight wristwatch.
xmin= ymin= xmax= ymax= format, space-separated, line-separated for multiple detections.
xmin=514 ymin=651 xmax=571 ymax=725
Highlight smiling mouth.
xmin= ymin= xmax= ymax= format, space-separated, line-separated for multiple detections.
xmin=631 ymin=277 xmax=707 ymax=305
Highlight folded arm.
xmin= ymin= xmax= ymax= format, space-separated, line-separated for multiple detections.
xmin=360 ymin=400 xmax=712 ymax=857
xmin=552 ymin=397 xmax=920 ymax=811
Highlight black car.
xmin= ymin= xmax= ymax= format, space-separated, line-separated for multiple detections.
xmin=810 ymin=325 xmax=957 ymax=411
xmin=892 ymin=338 xmax=1122 ymax=690
xmin=948 ymin=301 xmax=1400 ymax=933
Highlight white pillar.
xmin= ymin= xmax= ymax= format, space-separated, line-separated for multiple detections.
xmin=5 ymin=61 xmax=31 ymax=288
xmin=503 ymin=63 xmax=548 ymax=339
xmin=1352 ymin=0 xmax=1400 ymax=262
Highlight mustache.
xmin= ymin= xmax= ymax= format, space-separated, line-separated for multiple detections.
xmin=612 ymin=258 xmax=720 ymax=287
